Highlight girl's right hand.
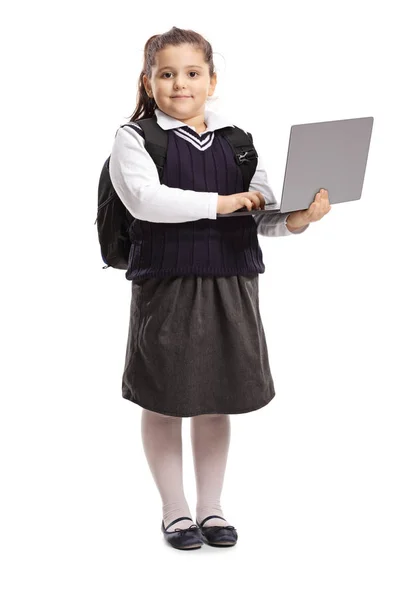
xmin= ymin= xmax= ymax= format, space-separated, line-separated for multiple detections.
xmin=217 ymin=191 xmax=265 ymax=215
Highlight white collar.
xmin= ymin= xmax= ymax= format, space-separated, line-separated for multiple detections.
xmin=155 ymin=107 xmax=233 ymax=134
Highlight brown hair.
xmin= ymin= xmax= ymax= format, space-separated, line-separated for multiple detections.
xmin=127 ymin=26 xmax=216 ymax=122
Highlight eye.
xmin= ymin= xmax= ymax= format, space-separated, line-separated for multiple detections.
xmin=161 ymin=71 xmax=199 ymax=78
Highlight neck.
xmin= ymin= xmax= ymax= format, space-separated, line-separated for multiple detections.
xmin=179 ymin=116 xmax=207 ymax=133
xmin=160 ymin=109 xmax=207 ymax=133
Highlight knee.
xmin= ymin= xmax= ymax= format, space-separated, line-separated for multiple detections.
xmin=192 ymin=413 xmax=229 ymax=423
xmin=142 ymin=408 xmax=182 ymax=424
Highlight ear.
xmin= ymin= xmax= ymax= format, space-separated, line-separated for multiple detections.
xmin=142 ymin=74 xmax=151 ymax=95
xmin=208 ymin=72 xmax=217 ymax=97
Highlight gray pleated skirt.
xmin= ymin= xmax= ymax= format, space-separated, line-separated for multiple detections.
xmin=121 ymin=274 xmax=276 ymax=417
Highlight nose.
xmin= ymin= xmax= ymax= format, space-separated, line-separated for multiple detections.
xmin=173 ymin=76 xmax=186 ymax=90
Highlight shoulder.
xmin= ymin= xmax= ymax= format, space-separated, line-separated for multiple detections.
xmin=218 ymin=125 xmax=254 ymax=144
xmin=110 ymin=121 xmax=148 ymax=161
xmin=119 ymin=121 xmax=145 ymax=139
xmin=234 ymin=125 xmax=254 ymax=141
xmin=111 ymin=122 xmax=147 ymax=153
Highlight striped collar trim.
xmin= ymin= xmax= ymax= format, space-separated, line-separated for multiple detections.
xmin=173 ymin=129 xmax=215 ymax=151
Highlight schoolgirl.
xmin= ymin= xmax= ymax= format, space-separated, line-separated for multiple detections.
xmin=109 ymin=26 xmax=330 ymax=550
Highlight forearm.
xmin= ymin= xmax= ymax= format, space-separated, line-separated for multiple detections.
xmin=286 ymin=221 xmax=308 ymax=233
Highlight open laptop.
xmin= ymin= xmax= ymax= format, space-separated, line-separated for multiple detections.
xmin=217 ymin=116 xmax=374 ymax=218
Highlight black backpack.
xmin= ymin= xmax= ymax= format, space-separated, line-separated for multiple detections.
xmin=95 ymin=115 xmax=258 ymax=270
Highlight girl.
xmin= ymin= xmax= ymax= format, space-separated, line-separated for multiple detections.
xmin=109 ymin=26 xmax=331 ymax=550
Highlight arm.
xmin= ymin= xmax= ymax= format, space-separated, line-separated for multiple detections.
xmin=248 ymin=152 xmax=310 ymax=237
xmin=109 ymin=125 xmax=219 ymax=223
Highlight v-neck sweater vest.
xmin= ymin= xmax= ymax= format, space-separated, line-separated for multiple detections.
xmin=125 ymin=124 xmax=265 ymax=282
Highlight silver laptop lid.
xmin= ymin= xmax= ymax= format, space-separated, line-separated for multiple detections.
xmin=281 ymin=116 xmax=374 ymax=212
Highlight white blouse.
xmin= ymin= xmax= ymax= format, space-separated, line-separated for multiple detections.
xmin=109 ymin=107 xmax=309 ymax=237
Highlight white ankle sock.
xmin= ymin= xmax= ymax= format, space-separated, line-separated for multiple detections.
xmin=162 ymin=501 xmax=194 ymax=531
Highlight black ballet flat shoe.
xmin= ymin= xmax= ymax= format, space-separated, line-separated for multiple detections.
xmin=161 ymin=517 xmax=203 ymax=550
xmin=196 ymin=515 xmax=238 ymax=547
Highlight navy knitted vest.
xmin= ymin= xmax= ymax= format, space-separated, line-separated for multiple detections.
xmin=125 ymin=124 xmax=265 ymax=281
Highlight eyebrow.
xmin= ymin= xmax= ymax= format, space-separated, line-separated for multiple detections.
xmin=157 ymin=65 xmax=204 ymax=71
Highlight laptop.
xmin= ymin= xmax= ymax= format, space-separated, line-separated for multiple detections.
xmin=217 ymin=116 xmax=374 ymax=218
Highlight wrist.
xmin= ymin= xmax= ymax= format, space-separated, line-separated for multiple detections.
xmin=286 ymin=214 xmax=308 ymax=232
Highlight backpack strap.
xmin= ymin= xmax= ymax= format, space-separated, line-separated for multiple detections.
xmin=218 ymin=126 xmax=258 ymax=191
xmin=120 ymin=116 xmax=168 ymax=181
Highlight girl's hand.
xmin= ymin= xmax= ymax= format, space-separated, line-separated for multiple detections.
xmin=286 ymin=189 xmax=332 ymax=229
xmin=217 ymin=191 xmax=265 ymax=215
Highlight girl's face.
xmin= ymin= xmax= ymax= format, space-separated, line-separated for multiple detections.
xmin=143 ymin=44 xmax=217 ymax=120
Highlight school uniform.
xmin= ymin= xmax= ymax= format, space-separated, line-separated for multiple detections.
xmin=109 ymin=107 xmax=309 ymax=417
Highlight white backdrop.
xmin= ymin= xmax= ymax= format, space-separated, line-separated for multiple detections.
xmin=1 ymin=0 xmax=399 ymax=598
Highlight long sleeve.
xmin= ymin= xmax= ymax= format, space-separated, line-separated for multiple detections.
xmin=249 ymin=152 xmax=310 ymax=237
xmin=109 ymin=125 xmax=219 ymax=223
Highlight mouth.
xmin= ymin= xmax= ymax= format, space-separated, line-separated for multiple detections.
xmin=171 ymin=96 xmax=192 ymax=99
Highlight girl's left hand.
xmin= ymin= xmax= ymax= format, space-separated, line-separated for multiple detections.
xmin=286 ymin=188 xmax=332 ymax=229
